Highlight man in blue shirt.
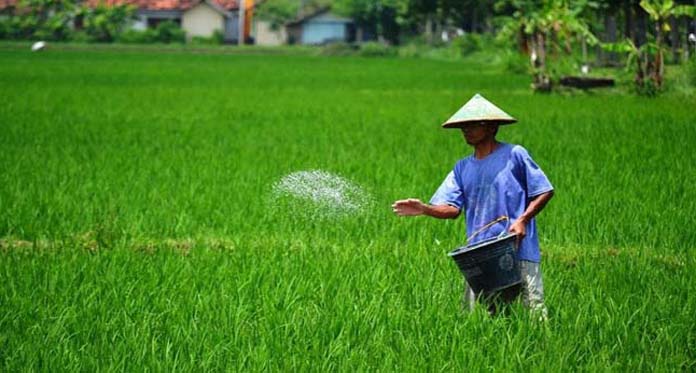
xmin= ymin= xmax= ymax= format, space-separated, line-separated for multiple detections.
xmin=392 ymin=94 xmax=554 ymax=316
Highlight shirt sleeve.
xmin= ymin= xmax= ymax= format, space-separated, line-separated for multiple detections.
xmin=513 ymin=146 xmax=554 ymax=198
xmin=429 ymin=170 xmax=464 ymax=209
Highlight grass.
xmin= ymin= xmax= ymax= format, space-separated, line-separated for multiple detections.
xmin=1 ymin=48 xmax=695 ymax=370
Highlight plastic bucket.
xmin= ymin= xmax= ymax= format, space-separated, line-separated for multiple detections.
xmin=448 ymin=233 xmax=521 ymax=294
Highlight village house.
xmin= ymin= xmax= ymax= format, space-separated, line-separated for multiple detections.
xmin=91 ymin=0 xmax=254 ymax=43
xmin=0 ymin=0 xmax=254 ymax=43
xmin=285 ymin=8 xmax=355 ymax=45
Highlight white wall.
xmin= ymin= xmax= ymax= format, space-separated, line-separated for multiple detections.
xmin=130 ymin=15 xmax=147 ymax=31
xmin=182 ymin=3 xmax=224 ymax=39
xmin=253 ymin=20 xmax=286 ymax=46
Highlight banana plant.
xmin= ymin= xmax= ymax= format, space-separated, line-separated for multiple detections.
xmin=495 ymin=0 xmax=598 ymax=91
xmin=603 ymin=0 xmax=695 ymax=93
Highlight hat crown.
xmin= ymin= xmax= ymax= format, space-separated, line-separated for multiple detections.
xmin=442 ymin=93 xmax=517 ymax=128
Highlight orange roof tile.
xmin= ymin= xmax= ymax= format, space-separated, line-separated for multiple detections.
xmin=0 ymin=0 xmax=248 ymax=11
xmin=84 ymin=0 xmax=239 ymax=11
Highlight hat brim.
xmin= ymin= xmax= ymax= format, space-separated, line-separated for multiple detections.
xmin=442 ymin=118 xmax=517 ymax=129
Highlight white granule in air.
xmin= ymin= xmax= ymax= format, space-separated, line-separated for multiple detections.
xmin=272 ymin=170 xmax=370 ymax=217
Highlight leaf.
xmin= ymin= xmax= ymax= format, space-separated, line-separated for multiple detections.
xmin=640 ymin=0 xmax=659 ymax=20
xmin=672 ymin=5 xmax=696 ymax=18
xmin=661 ymin=0 xmax=674 ymax=14
xmin=600 ymin=41 xmax=634 ymax=54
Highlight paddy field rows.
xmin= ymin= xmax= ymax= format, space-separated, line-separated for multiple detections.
xmin=1 ymin=48 xmax=695 ymax=370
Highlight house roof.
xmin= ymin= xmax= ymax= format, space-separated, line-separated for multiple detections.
xmin=83 ymin=0 xmax=240 ymax=11
xmin=0 ymin=0 xmax=254 ymax=11
xmin=0 ymin=0 xmax=15 ymax=9
xmin=286 ymin=7 xmax=351 ymax=26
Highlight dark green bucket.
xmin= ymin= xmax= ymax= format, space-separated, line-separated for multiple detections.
xmin=448 ymin=233 xmax=521 ymax=294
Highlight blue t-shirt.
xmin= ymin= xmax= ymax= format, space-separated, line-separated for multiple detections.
xmin=430 ymin=143 xmax=553 ymax=262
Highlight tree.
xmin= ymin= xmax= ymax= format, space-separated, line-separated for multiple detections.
xmin=255 ymin=0 xmax=330 ymax=31
xmin=333 ymin=0 xmax=406 ymax=44
xmin=4 ymin=0 xmax=77 ymax=40
xmin=76 ymin=3 xmax=136 ymax=42
xmin=639 ymin=0 xmax=696 ymax=84
xmin=603 ymin=0 xmax=695 ymax=93
xmin=496 ymin=0 xmax=598 ymax=91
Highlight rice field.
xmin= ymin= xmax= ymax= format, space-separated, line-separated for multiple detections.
xmin=1 ymin=47 xmax=695 ymax=371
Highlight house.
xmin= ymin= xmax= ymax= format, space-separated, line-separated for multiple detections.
xmin=285 ymin=8 xmax=354 ymax=45
xmin=0 ymin=0 xmax=254 ymax=43
xmin=252 ymin=19 xmax=287 ymax=46
xmin=86 ymin=0 xmax=254 ymax=43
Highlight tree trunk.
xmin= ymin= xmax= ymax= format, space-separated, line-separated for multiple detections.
xmin=531 ymin=31 xmax=551 ymax=91
xmin=684 ymin=18 xmax=690 ymax=60
xmin=670 ymin=16 xmax=679 ymax=63
xmin=654 ymin=23 xmax=664 ymax=88
xmin=624 ymin=0 xmax=635 ymax=41
xmin=425 ymin=15 xmax=433 ymax=44
xmin=635 ymin=2 xmax=648 ymax=47
xmin=604 ymin=13 xmax=618 ymax=65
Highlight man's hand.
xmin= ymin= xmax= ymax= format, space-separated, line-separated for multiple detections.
xmin=508 ymin=190 xmax=554 ymax=246
xmin=508 ymin=218 xmax=527 ymax=246
xmin=392 ymin=198 xmax=428 ymax=216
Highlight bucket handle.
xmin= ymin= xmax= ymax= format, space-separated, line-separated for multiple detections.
xmin=466 ymin=215 xmax=509 ymax=244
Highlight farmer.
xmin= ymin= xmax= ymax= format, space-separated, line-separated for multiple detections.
xmin=392 ymin=94 xmax=554 ymax=316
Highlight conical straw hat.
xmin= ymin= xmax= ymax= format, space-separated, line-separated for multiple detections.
xmin=442 ymin=94 xmax=517 ymax=128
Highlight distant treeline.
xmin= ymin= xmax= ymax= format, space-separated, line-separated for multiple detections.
xmin=259 ymin=0 xmax=696 ymax=51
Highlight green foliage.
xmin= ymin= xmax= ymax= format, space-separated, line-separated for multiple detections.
xmin=1 ymin=0 xmax=76 ymax=41
xmin=687 ymin=55 xmax=696 ymax=87
xmin=256 ymin=0 xmax=331 ymax=30
xmin=78 ymin=3 xmax=135 ymax=42
xmin=114 ymin=21 xmax=185 ymax=44
xmin=190 ymin=30 xmax=225 ymax=45
xmin=333 ymin=0 xmax=403 ymax=44
xmin=116 ymin=29 xmax=156 ymax=44
xmin=451 ymin=33 xmax=483 ymax=56
xmin=0 ymin=19 xmax=7 ymax=39
xmin=151 ymin=21 xmax=185 ymax=44
xmin=319 ymin=42 xmax=358 ymax=56
xmin=0 ymin=50 xmax=695 ymax=370
xmin=358 ymin=41 xmax=396 ymax=57
xmin=501 ymin=50 xmax=529 ymax=74
xmin=494 ymin=0 xmax=599 ymax=91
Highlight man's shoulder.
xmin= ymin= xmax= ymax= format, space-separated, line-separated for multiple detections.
xmin=507 ymin=143 xmax=531 ymax=158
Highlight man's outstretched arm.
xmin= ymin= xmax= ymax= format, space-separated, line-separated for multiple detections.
xmin=392 ymin=198 xmax=460 ymax=219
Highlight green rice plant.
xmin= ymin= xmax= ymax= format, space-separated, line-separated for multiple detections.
xmin=0 ymin=48 xmax=694 ymax=371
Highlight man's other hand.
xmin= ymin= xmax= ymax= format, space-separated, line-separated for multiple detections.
xmin=508 ymin=218 xmax=527 ymax=246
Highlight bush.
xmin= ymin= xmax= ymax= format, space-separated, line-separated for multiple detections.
xmin=152 ymin=21 xmax=185 ymax=43
xmin=189 ymin=29 xmax=224 ymax=45
xmin=396 ymin=43 xmax=424 ymax=58
xmin=320 ymin=42 xmax=358 ymax=56
xmin=0 ymin=19 xmax=8 ymax=39
xmin=0 ymin=9 xmax=73 ymax=41
xmin=116 ymin=29 xmax=155 ymax=44
xmin=687 ymin=55 xmax=696 ymax=87
xmin=451 ymin=33 xmax=482 ymax=56
xmin=80 ymin=4 xmax=136 ymax=42
xmin=501 ymin=50 xmax=529 ymax=75
xmin=358 ymin=42 xmax=395 ymax=57
xmin=634 ymin=78 xmax=660 ymax=97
